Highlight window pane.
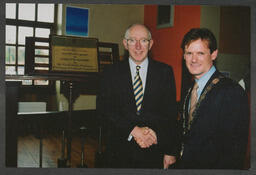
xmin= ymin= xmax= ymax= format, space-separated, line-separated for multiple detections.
xmin=35 ymin=49 xmax=49 ymax=56
xmin=5 ymin=46 xmax=16 ymax=64
xmin=6 ymin=25 xmax=16 ymax=44
xmin=6 ymin=3 xmax=16 ymax=19
xmin=18 ymin=26 xmax=33 ymax=45
xmin=35 ymin=67 xmax=49 ymax=70
xmin=18 ymin=66 xmax=24 ymax=75
xmin=18 ymin=3 xmax=35 ymax=21
xmin=38 ymin=4 xmax=54 ymax=23
xmin=34 ymin=80 xmax=49 ymax=85
xmin=18 ymin=46 xmax=25 ymax=64
xmin=35 ymin=28 xmax=50 ymax=38
xmin=35 ymin=57 xmax=49 ymax=64
xmin=22 ymin=80 xmax=32 ymax=85
xmin=6 ymin=66 xmax=16 ymax=75
xmin=35 ymin=42 xmax=49 ymax=47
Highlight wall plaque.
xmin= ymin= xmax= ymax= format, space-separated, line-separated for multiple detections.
xmin=50 ymin=35 xmax=99 ymax=73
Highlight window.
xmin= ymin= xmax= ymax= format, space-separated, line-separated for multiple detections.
xmin=5 ymin=3 xmax=56 ymax=86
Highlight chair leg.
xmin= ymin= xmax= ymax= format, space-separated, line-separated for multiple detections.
xmin=57 ymin=130 xmax=68 ymax=167
xmin=77 ymin=126 xmax=88 ymax=168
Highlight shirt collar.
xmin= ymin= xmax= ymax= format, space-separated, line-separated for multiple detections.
xmin=129 ymin=57 xmax=148 ymax=73
xmin=195 ymin=66 xmax=216 ymax=97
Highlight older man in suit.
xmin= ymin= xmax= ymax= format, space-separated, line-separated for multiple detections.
xmin=177 ymin=28 xmax=249 ymax=169
xmin=97 ymin=23 xmax=180 ymax=169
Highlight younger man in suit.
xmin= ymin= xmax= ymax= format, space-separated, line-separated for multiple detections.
xmin=97 ymin=23 xmax=180 ymax=169
xmin=177 ymin=28 xmax=249 ymax=169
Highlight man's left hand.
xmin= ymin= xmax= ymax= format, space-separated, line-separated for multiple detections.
xmin=163 ymin=155 xmax=176 ymax=169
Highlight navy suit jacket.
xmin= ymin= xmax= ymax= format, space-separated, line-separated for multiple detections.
xmin=177 ymin=70 xmax=249 ymax=169
xmin=97 ymin=58 xmax=179 ymax=168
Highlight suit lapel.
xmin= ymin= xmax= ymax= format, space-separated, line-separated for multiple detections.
xmin=119 ymin=60 xmax=137 ymax=110
xmin=182 ymin=84 xmax=193 ymax=133
xmin=120 ymin=58 xmax=157 ymax=113
xmin=185 ymin=86 xmax=193 ymax=122
xmin=184 ymin=70 xmax=222 ymax=133
xmin=141 ymin=59 xmax=154 ymax=111
xmin=192 ymin=71 xmax=220 ymax=122
xmin=199 ymin=71 xmax=220 ymax=98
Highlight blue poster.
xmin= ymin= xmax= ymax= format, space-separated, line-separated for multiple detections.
xmin=66 ymin=6 xmax=89 ymax=36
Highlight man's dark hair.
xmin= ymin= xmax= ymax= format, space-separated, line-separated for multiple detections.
xmin=181 ymin=28 xmax=217 ymax=54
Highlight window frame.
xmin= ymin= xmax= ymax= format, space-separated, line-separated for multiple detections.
xmin=5 ymin=3 xmax=57 ymax=87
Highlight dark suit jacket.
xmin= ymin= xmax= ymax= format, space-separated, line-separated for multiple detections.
xmin=97 ymin=58 xmax=179 ymax=168
xmin=177 ymin=70 xmax=249 ymax=169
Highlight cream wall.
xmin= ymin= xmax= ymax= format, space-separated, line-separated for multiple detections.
xmin=200 ymin=6 xmax=220 ymax=46
xmin=61 ymin=4 xmax=144 ymax=56
xmin=57 ymin=4 xmax=144 ymax=111
xmin=216 ymin=53 xmax=250 ymax=81
xmin=200 ymin=6 xmax=250 ymax=82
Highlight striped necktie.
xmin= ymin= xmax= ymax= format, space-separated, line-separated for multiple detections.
xmin=188 ymin=82 xmax=199 ymax=122
xmin=133 ymin=65 xmax=143 ymax=112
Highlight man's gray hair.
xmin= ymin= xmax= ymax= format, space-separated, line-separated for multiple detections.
xmin=124 ymin=23 xmax=152 ymax=40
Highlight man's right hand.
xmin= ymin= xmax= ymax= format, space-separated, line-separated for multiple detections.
xmin=131 ymin=126 xmax=157 ymax=148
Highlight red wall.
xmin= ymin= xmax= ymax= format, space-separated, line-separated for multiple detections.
xmin=144 ymin=5 xmax=201 ymax=101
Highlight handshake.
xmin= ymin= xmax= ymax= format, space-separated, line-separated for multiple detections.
xmin=131 ymin=126 xmax=157 ymax=148
xmin=130 ymin=126 xmax=176 ymax=168
xmin=131 ymin=126 xmax=176 ymax=169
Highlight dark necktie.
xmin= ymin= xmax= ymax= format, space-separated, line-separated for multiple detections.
xmin=189 ymin=82 xmax=199 ymax=122
xmin=133 ymin=66 xmax=143 ymax=112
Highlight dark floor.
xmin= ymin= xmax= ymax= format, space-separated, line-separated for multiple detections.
xmin=16 ymin=133 xmax=251 ymax=169
xmin=17 ymin=134 xmax=101 ymax=168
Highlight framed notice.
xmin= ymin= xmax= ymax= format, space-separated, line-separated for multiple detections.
xmin=50 ymin=35 xmax=99 ymax=74
xmin=157 ymin=5 xmax=175 ymax=29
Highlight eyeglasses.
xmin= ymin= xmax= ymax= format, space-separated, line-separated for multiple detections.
xmin=126 ymin=38 xmax=151 ymax=46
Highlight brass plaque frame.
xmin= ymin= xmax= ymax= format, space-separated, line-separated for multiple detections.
xmin=50 ymin=35 xmax=99 ymax=74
